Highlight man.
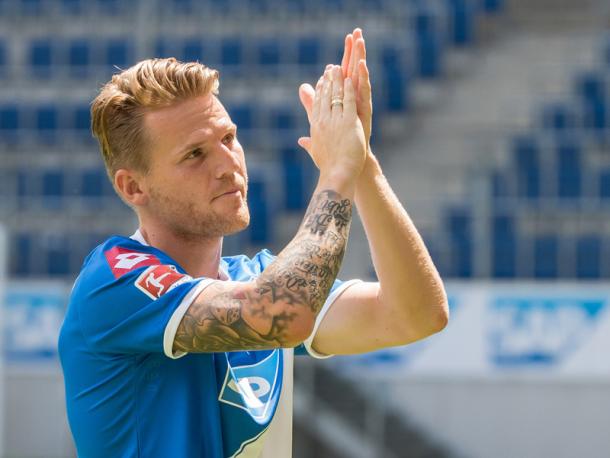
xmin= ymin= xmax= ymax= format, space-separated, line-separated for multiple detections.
xmin=59 ymin=29 xmax=448 ymax=457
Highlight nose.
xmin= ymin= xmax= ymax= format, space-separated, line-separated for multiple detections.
xmin=213 ymin=143 xmax=243 ymax=181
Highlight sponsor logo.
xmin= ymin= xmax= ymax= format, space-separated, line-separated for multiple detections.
xmin=135 ymin=264 xmax=191 ymax=299
xmin=104 ymin=246 xmax=161 ymax=279
xmin=219 ymin=350 xmax=282 ymax=424
xmin=489 ymin=296 xmax=606 ymax=366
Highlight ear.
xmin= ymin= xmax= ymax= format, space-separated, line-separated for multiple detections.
xmin=114 ymin=169 xmax=148 ymax=207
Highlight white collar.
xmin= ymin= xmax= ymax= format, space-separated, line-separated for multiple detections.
xmin=129 ymin=229 xmax=229 ymax=280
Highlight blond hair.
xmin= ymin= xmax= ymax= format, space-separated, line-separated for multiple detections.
xmin=91 ymin=58 xmax=219 ymax=181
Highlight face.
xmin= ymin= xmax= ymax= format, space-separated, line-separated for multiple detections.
xmin=139 ymin=94 xmax=249 ymax=240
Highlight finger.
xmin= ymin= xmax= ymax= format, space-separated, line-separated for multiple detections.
xmin=348 ymin=28 xmax=362 ymax=79
xmin=320 ymin=68 xmax=332 ymax=119
xmin=341 ymin=34 xmax=353 ymax=77
xmin=330 ymin=65 xmax=344 ymax=116
xmin=357 ymin=59 xmax=371 ymax=108
xmin=343 ymin=76 xmax=357 ymax=118
xmin=312 ymin=75 xmax=324 ymax=121
xmin=352 ymin=37 xmax=366 ymax=93
xmin=299 ymin=83 xmax=315 ymax=123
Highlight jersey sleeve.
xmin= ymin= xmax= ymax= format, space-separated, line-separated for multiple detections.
xmin=295 ymin=279 xmax=362 ymax=359
xmin=75 ymin=245 xmax=216 ymax=358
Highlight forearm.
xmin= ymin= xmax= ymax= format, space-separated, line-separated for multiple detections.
xmin=355 ymin=152 xmax=448 ymax=334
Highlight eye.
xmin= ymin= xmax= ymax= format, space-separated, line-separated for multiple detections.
xmin=185 ymin=147 xmax=204 ymax=160
xmin=222 ymin=133 xmax=235 ymax=145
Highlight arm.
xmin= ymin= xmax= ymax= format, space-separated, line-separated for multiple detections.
xmin=174 ymin=66 xmax=367 ymax=354
xmin=298 ymin=29 xmax=448 ymax=355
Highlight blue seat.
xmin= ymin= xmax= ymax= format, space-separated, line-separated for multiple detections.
xmin=413 ymin=9 xmax=443 ymax=78
xmin=270 ymin=106 xmax=295 ymax=130
xmin=36 ymin=105 xmax=58 ymax=144
xmin=556 ymin=136 xmax=581 ymax=199
xmin=220 ymin=38 xmax=243 ymax=74
xmin=542 ymin=102 xmax=576 ymax=131
xmin=446 ymin=207 xmax=472 ymax=277
xmin=576 ymin=72 xmax=605 ymax=103
xmin=61 ymin=0 xmax=85 ymax=14
xmin=20 ymin=0 xmax=44 ymax=15
xmin=446 ymin=0 xmax=476 ymax=46
xmin=106 ymin=39 xmax=130 ymax=70
xmin=45 ymin=235 xmax=71 ymax=276
xmin=42 ymin=169 xmax=64 ymax=208
xmin=297 ymin=37 xmax=320 ymax=67
xmin=29 ymin=39 xmax=53 ymax=78
xmin=182 ymin=39 xmax=204 ymax=62
xmin=600 ymin=169 xmax=610 ymax=199
xmin=491 ymin=170 xmax=509 ymax=199
xmin=512 ymin=134 xmax=540 ymax=199
xmin=247 ymin=178 xmax=269 ymax=243
xmin=281 ymin=146 xmax=314 ymax=211
xmin=492 ymin=213 xmax=516 ymax=277
xmin=81 ymin=169 xmax=111 ymax=206
xmin=383 ymin=68 xmax=409 ymax=112
xmin=576 ymin=235 xmax=602 ymax=279
xmin=0 ymin=104 xmax=18 ymax=130
xmin=12 ymin=233 xmax=32 ymax=276
xmin=97 ymin=0 xmax=122 ymax=15
xmin=257 ymin=39 xmax=281 ymax=74
xmin=170 ymin=0 xmax=195 ymax=14
xmin=533 ymin=235 xmax=558 ymax=278
xmin=0 ymin=39 xmax=6 ymax=78
xmin=228 ymin=103 xmax=254 ymax=130
xmin=73 ymin=105 xmax=91 ymax=132
xmin=68 ymin=39 xmax=90 ymax=78
xmin=481 ymin=0 xmax=504 ymax=13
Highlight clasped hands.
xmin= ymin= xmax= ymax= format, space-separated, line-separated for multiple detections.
xmin=298 ymin=28 xmax=373 ymax=185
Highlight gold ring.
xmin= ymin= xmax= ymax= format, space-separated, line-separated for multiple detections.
xmin=331 ymin=97 xmax=343 ymax=108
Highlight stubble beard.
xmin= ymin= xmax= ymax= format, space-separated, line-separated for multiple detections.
xmin=149 ymin=187 xmax=250 ymax=243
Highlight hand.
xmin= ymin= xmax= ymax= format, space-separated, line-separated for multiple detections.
xmin=309 ymin=65 xmax=367 ymax=184
xmin=298 ymin=28 xmax=373 ymax=155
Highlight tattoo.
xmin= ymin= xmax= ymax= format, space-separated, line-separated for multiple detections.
xmin=173 ymin=189 xmax=352 ymax=353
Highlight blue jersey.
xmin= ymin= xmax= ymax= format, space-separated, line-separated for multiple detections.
xmin=58 ymin=232 xmax=359 ymax=458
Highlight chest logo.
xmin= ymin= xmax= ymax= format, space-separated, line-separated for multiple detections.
xmin=104 ymin=246 xmax=161 ymax=279
xmin=218 ymin=350 xmax=283 ymax=424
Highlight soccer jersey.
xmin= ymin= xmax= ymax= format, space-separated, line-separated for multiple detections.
xmin=58 ymin=231 xmax=359 ymax=458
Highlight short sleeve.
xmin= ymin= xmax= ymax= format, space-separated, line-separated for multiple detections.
xmin=76 ymin=261 xmax=215 ymax=358
xmin=295 ymin=279 xmax=362 ymax=359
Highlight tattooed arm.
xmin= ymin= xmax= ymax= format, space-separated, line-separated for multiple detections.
xmin=173 ymin=65 xmax=367 ymax=354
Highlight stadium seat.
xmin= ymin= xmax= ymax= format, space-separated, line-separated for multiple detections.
xmin=36 ymin=105 xmax=58 ymax=144
xmin=29 ymin=39 xmax=53 ymax=78
xmin=541 ymin=102 xmax=577 ymax=132
xmin=220 ymin=37 xmax=243 ymax=74
xmin=533 ymin=234 xmax=558 ymax=278
xmin=481 ymin=0 xmax=504 ymax=13
xmin=556 ymin=136 xmax=582 ymax=199
xmin=446 ymin=0 xmax=476 ymax=46
xmin=297 ymin=37 xmax=321 ymax=67
xmin=512 ymin=134 xmax=540 ymax=199
xmin=73 ymin=105 xmax=91 ymax=132
xmin=182 ymin=39 xmax=205 ymax=63
xmin=68 ymin=39 xmax=91 ymax=78
xmin=491 ymin=170 xmax=509 ymax=199
xmin=413 ymin=9 xmax=443 ymax=78
xmin=281 ymin=146 xmax=314 ymax=211
xmin=576 ymin=235 xmax=602 ymax=279
xmin=42 ymin=169 xmax=65 ymax=209
xmin=269 ymin=106 xmax=296 ymax=130
xmin=97 ymin=0 xmax=122 ymax=15
xmin=0 ymin=104 xmax=19 ymax=144
xmin=45 ymin=235 xmax=71 ymax=276
xmin=20 ymin=0 xmax=44 ymax=15
xmin=446 ymin=207 xmax=472 ymax=277
xmin=491 ymin=213 xmax=516 ymax=277
xmin=228 ymin=103 xmax=254 ymax=131
xmin=247 ymin=177 xmax=269 ymax=243
xmin=599 ymin=169 xmax=610 ymax=199
xmin=106 ymin=39 xmax=131 ymax=70
xmin=257 ymin=39 xmax=281 ymax=75
xmin=61 ymin=0 xmax=85 ymax=15
xmin=12 ymin=233 xmax=32 ymax=276
xmin=0 ymin=39 xmax=6 ymax=78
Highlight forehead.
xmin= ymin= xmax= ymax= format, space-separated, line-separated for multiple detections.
xmin=144 ymin=94 xmax=233 ymax=154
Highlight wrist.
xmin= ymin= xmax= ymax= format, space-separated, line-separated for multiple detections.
xmin=318 ymin=170 xmax=357 ymax=198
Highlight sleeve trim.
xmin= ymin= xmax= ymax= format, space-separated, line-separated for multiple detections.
xmin=163 ymin=279 xmax=217 ymax=359
xmin=303 ymin=279 xmax=363 ymax=359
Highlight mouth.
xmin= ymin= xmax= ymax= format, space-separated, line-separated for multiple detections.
xmin=213 ymin=188 xmax=242 ymax=201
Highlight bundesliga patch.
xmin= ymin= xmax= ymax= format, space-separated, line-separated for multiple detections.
xmin=104 ymin=246 xmax=162 ymax=279
xmin=135 ymin=265 xmax=192 ymax=300
xmin=219 ymin=349 xmax=283 ymax=425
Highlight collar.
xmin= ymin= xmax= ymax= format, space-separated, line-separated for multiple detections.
xmin=130 ymin=229 xmax=229 ymax=281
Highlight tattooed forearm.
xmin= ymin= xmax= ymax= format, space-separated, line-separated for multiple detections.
xmin=173 ymin=189 xmax=352 ymax=353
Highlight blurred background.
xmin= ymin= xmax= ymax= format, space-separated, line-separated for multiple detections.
xmin=0 ymin=0 xmax=609 ymax=456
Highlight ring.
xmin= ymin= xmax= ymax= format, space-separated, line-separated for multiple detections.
xmin=331 ymin=97 xmax=343 ymax=108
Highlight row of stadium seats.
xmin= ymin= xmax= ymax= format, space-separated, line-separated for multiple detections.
xmin=0 ymin=0 xmax=505 ymax=19
xmin=1 ymin=0 xmax=504 ymax=277
xmin=438 ymin=35 xmax=610 ymax=278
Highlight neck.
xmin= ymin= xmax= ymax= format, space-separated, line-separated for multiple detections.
xmin=137 ymin=220 xmax=223 ymax=279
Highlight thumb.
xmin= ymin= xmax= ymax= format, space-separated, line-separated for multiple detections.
xmin=297 ymin=136 xmax=312 ymax=154
xmin=298 ymin=83 xmax=315 ymax=123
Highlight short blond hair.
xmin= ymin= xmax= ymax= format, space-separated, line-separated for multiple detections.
xmin=91 ymin=58 xmax=219 ymax=181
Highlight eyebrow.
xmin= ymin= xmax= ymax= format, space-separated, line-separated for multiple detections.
xmin=175 ymin=123 xmax=237 ymax=157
